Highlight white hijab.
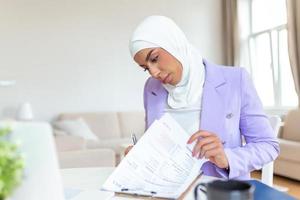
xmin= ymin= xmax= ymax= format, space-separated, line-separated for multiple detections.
xmin=129 ymin=16 xmax=205 ymax=109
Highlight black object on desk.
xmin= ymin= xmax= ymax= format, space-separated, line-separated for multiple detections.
xmin=194 ymin=180 xmax=254 ymax=200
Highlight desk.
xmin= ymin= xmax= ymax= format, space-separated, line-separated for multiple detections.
xmin=61 ymin=167 xmax=217 ymax=200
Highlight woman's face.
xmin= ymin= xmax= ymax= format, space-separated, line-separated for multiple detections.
xmin=134 ymin=48 xmax=183 ymax=85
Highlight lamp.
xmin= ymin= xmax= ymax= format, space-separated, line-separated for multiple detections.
xmin=17 ymin=102 xmax=34 ymax=121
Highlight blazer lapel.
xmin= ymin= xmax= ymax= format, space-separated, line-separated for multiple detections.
xmin=146 ymin=79 xmax=168 ymax=127
xmin=146 ymin=59 xmax=230 ymax=141
xmin=200 ymin=60 xmax=229 ymax=140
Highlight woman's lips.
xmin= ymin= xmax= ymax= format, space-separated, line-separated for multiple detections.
xmin=162 ymin=74 xmax=172 ymax=84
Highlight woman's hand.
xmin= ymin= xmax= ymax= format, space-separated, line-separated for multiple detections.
xmin=124 ymin=145 xmax=134 ymax=156
xmin=187 ymin=130 xmax=229 ymax=169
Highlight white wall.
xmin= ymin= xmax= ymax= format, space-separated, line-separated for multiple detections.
xmin=0 ymin=0 xmax=225 ymax=121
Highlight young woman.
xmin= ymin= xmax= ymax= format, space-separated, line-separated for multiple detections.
xmin=126 ymin=15 xmax=279 ymax=180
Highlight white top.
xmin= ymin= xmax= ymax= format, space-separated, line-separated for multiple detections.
xmin=163 ymin=101 xmax=201 ymax=136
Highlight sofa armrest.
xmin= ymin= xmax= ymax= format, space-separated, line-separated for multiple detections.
xmin=278 ymin=138 xmax=300 ymax=162
xmin=58 ymin=148 xmax=116 ymax=168
xmin=54 ymin=135 xmax=85 ymax=152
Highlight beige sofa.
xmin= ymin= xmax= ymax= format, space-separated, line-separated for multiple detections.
xmin=53 ymin=111 xmax=145 ymax=166
xmin=274 ymin=109 xmax=300 ymax=181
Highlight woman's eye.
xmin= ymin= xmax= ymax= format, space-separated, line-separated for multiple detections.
xmin=150 ymin=55 xmax=158 ymax=63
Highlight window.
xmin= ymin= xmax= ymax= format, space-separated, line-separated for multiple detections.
xmin=240 ymin=0 xmax=298 ymax=108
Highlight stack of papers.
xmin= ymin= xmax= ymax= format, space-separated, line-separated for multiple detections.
xmin=102 ymin=114 xmax=207 ymax=199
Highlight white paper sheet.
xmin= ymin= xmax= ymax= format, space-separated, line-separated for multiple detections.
xmin=102 ymin=114 xmax=207 ymax=199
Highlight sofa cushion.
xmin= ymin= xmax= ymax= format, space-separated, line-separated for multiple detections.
xmin=58 ymin=112 xmax=121 ymax=139
xmin=278 ymin=138 xmax=300 ymax=163
xmin=53 ymin=118 xmax=98 ymax=141
xmin=281 ymin=109 xmax=300 ymax=142
xmin=118 ymin=111 xmax=145 ymax=139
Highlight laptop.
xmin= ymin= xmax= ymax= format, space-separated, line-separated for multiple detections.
xmin=1 ymin=121 xmax=65 ymax=200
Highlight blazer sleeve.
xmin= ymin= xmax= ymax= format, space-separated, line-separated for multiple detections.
xmin=143 ymin=78 xmax=151 ymax=131
xmin=224 ymin=68 xmax=280 ymax=179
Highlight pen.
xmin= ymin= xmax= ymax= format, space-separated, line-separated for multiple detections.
xmin=120 ymin=188 xmax=157 ymax=196
xmin=131 ymin=133 xmax=137 ymax=145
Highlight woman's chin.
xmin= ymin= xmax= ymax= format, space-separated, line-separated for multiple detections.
xmin=164 ymin=74 xmax=173 ymax=84
xmin=169 ymin=77 xmax=181 ymax=86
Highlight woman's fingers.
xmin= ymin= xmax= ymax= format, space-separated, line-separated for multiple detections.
xmin=188 ymin=130 xmax=224 ymax=159
xmin=188 ymin=130 xmax=229 ymax=168
xmin=192 ymin=136 xmax=216 ymax=157
xmin=187 ymin=131 xmax=212 ymax=144
xmin=124 ymin=145 xmax=133 ymax=156
xmin=198 ymin=142 xmax=219 ymax=158
xmin=203 ymin=148 xmax=221 ymax=159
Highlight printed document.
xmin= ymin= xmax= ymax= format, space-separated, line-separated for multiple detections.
xmin=102 ymin=113 xmax=207 ymax=199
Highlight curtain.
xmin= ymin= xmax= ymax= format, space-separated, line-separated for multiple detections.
xmin=223 ymin=0 xmax=239 ymax=66
xmin=286 ymin=0 xmax=300 ymax=105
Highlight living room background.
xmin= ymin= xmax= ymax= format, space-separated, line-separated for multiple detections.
xmin=0 ymin=0 xmax=225 ymax=121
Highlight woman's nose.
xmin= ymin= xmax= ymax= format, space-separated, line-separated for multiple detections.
xmin=148 ymin=65 xmax=160 ymax=78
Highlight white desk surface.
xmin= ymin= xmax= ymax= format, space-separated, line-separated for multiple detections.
xmin=61 ymin=167 xmax=218 ymax=200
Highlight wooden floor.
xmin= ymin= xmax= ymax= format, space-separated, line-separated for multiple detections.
xmin=251 ymin=171 xmax=300 ymax=199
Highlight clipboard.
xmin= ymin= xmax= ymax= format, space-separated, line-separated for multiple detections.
xmin=108 ymin=173 xmax=202 ymax=200
xmin=102 ymin=114 xmax=207 ymax=199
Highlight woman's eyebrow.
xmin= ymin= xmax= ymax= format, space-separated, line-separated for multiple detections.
xmin=145 ymin=49 xmax=155 ymax=62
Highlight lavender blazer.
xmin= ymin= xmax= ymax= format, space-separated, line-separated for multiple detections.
xmin=143 ymin=59 xmax=279 ymax=180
